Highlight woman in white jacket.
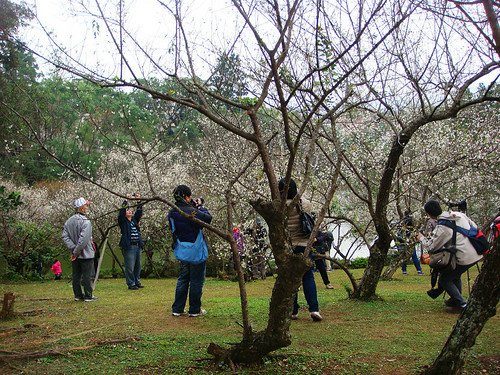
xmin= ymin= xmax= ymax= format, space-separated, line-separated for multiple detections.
xmin=418 ymin=200 xmax=482 ymax=310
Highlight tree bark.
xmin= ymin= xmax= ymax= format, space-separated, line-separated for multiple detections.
xmin=226 ymin=253 xmax=309 ymax=364
xmin=208 ymin=199 xmax=310 ymax=364
xmin=0 ymin=292 xmax=16 ymax=319
xmin=351 ymin=245 xmax=386 ymax=300
xmin=382 ymin=245 xmax=412 ymax=280
xmin=422 ymin=239 xmax=500 ymax=375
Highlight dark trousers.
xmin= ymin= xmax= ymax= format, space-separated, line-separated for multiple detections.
xmin=293 ymin=246 xmax=319 ymax=314
xmin=72 ymin=258 xmax=94 ymax=299
xmin=438 ymin=263 xmax=475 ymax=305
xmin=402 ymin=248 xmax=423 ymax=273
xmin=314 ymin=258 xmax=330 ymax=285
xmin=172 ymin=261 xmax=206 ymax=315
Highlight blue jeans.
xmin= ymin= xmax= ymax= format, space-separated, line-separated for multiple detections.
xmin=172 ymin=261 xmax=206 ymax=314
xmin=439 ymin=263 xmax=475 ymax=305
xmin=293 ymin=246 xmax=319 ymax=314
xmin=402 ymin=248 xmax=422 ymax=273
xmin=122 ymin=245 xmax=142 ymax=287
xmin=72 ymin=258 xmax=94 ymax=299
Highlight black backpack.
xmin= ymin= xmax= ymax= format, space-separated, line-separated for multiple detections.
xmin=437 ymin=219 xmax=489 ymax=255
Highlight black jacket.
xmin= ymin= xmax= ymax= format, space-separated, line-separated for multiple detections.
xmin=168 ymin=200 xmax=212 ymax=243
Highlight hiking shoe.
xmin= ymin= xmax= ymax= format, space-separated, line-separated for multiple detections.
xmin=447 ymin=304 xmax=467 ymax=313
xmin=128 ymin=285 xmax=139 ymax=290
xmin=325 ymin=284 xmax=334 ymax=289
xmin=291 ymin=314 xmax=299 ymax=320
xmin=84 ymin=296 xmax=98 ymax=302
xmin=310 ymin=312 xmax=323 ymax=322
xmin=189 ymin=309 xmax=207 ymax=317
xmin=172 ymin=311 xmax=187 ymax=317
xmin=445 ymin=298 xmax=463 ymax=308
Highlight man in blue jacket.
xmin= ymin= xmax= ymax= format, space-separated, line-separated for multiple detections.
xmin=118 ymin=194 xmax=144 ymax=290
xmin=168 ymin=185 xmax=212 ymax=317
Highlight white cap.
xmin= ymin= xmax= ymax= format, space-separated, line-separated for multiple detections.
xmin=73 ymin=197 xmax=90 ymax=209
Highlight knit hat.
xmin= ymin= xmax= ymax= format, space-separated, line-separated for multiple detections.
xmin=73 ymin=197 xmax=90 ymax=209
xmin=424 ymin=199 xmax=442 ymax=217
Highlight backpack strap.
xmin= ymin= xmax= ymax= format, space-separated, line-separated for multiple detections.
xmin=437 ymin=219 xmax=471 ymax=238
xmin=169 ymin=217 xmax=178 ymax=247
xmin=437 ymin=219 xmax=457 ymax=251
xmin=169 ymin=217 xmax=176 ymax=233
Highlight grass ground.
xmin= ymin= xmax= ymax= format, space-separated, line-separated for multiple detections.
xmin=0 ymin=267 xmax=498 ymax=374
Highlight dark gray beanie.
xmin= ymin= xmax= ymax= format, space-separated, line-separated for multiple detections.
xmin=424 ymin=199 xmax=442 ymax=217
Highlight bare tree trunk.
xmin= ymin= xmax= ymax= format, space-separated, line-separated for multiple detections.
xmin=382 ymin=246 xmax=411 ymax=280
xmin=227 ymin=254 xmax=308 ymax=364
xmin=352 ymin=247 xmax=386 ymax=300
xmin=208 ymin=199 xmax=309 ymax=364
xmin=0 ymin=292 xmax=16 ymax=319
xmin=422 ymin=239 xmax=500 ymax=375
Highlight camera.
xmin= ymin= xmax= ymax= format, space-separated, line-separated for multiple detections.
xmin=192 ymin=197 xmax=204 ymax=208
xmin=448 ymin=199 xmax=467 ymax=213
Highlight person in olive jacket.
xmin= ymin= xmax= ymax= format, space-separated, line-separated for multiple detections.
xmin=118 ymin=194 xmax=144 ymax=290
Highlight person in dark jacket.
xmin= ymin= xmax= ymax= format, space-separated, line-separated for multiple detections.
xmin=168 ymin=185 xmax=212 ymax=317
xmin=118 ymin=194 xmax=144 ymax=290
xmin=314 ymin=231 xmax=334 ymax=289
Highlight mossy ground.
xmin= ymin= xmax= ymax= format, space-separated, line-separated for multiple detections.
xmin=0 ymin=267 xmax=498 ymax=374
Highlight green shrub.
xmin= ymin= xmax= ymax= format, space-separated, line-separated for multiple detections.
xmin=0 ymin=220 xmax=65 ymax=279
xmin=349 ymin=257 xmax=368 ymax=269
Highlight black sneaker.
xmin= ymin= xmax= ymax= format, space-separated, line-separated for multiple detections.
xmin=445 ymin=298 xmax=463 ymax=307
xmin=447 ymin=303 xmax=467 ymax=313
xmin=128 ymin=285 xmax=139 ymax=290
xmin=136 ymin=284 xmax=144 ymax=288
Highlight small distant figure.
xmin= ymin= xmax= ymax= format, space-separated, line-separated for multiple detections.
xmin=250 ymin=219 xmax=268 ymax=280
xmin=51 ymin=259 xmax=62 ymax=280
xmin=400 ymin=211 xmax=424 ymax=276
xmin=118 ymin=193 xmax=145 ymax=290
xmin=233 ymin=227 xmax=245 ymax=258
